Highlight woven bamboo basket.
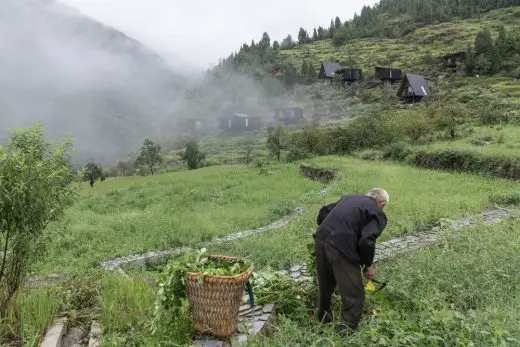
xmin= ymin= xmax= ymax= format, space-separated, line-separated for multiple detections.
xmin=185 ymin=255 xmax=254 ymax=337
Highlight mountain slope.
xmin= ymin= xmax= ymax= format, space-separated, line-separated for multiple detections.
xmin=0 ymin=0 xmax=186 ymax=163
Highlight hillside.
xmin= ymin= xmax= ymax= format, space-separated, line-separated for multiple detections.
xmin=0 ymin=0 xmax=187 ymax=164
xmin=168 ymin=4 xmax=519 ymax=146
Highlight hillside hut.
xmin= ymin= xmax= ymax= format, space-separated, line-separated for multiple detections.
xmin=375 ymin=67 xmax=402 ymax=87
xmin=219 ymin=113 xmax=262 ymax=133
xmin=397 ymin=73 xmax=431 ymax=103
xmin=318 ymin=61 xmax=342 ymax=80
xmin=442 ymin=51 xmax=466 ymax=72
xmin=274 ymin=107 xmax=304 ymax=125
xmin=181 ymin=118 xmax=205 ymax=134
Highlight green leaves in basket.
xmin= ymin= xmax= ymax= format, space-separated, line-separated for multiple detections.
xmin=151 ymin=248 xmax=252 ymax=340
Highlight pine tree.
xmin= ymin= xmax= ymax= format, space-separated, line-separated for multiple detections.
xmin=298 ymin=27 xmax=309 ymax=44
xmin=335 ymin=16 xmax=342 ymax=29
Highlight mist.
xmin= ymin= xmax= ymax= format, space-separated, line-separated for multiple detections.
xmin=0 ymin=0 xmax=190 ymax=164
xmin=0 ymin=0 xmax=330 ymax=167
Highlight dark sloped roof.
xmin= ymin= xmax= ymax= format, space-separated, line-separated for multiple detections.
xmin=405 ymin=74 xmax=431 ymax=96
xmin=322 ymin=61 xmax=342 ymax=77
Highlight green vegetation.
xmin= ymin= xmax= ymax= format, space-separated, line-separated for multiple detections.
xmin=34 ymin=163 xmax=323 ymax=274
xmin=0 ymin=124 xmax=79 ymax=339
xmin=4 ymin=1 xmax=520 ymax=346
xmin=135 ymin=138 xmax=163 ymax=176
xmin=244 ymin=220 xmax=520 ymax=346
xmin=152 ymin=248 xmax=252 ymax=344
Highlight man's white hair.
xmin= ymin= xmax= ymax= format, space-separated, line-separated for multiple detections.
xmin=366 ymin=188 xmax=389 ymax=204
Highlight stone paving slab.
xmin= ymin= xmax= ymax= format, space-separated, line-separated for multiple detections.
xmin=191 ymin=302 xmax=276 ymax=347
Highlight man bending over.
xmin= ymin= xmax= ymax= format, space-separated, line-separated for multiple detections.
xmin=313 ymin=188 xmax=389 ymax=334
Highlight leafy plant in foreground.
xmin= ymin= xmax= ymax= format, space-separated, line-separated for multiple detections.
xmin=151 ymin=248 xmax=251 ymax=343
xmin=0 ymin=124 xmax=79 ymax=315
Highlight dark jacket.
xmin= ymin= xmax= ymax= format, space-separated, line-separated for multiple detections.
xmin=313 ymin=195 xmax=387 ymax=268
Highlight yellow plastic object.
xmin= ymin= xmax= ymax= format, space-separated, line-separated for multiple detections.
xmin=365 ymin=280 xmax=376 ymax=292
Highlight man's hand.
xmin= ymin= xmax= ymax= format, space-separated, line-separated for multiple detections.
xmin=363 ymin=266 xmax=376 ymax=280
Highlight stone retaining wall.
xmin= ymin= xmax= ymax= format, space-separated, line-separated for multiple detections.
xmin=299 ymin=164 xmax=336 ymax=183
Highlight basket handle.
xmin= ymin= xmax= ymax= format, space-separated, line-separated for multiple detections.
xmin=246 ymin=280 xmax=255 ymax=308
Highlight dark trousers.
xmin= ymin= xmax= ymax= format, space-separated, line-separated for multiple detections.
xmin=314 ymin=238 xmax=364 ymax=331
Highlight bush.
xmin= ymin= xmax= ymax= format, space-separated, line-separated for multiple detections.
xmin=489 ymin=191 xmax=520 ymax=206
xmin=357 ymin=149 xmax=383 ymax=161
xmin=479 ymin=102 xmax=509 ymax=125
xmin=410 ymin=149 xmax=520 ymax=179
xmin=381 ymin=142 xmax=413 ymax=161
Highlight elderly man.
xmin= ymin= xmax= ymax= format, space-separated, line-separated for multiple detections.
xmin=313 ymin=188 xmax=389 ymax=334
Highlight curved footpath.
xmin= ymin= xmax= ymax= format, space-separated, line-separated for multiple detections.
xmin=26 ymin=175 xmax=516 ymax=285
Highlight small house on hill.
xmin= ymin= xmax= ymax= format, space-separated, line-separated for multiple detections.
xmin=336 ymin=67 xmax=363 ymax=86
xmin=181 ymin=118 xmax=205 ymax=134
xmin=397 ymin=73 xmax=431 ymax=104
xmin=375 ymin=67 xmax=402 ymax=87
xmin=442 ymin=51 xmax=466 ymax=72
xmin=318 ymin=61 xmax=342 ymax=80
xmin=219 ymin=113 xmax=262 ymax=133
xmin=274 ymin=107 xmax=304 ymax=125
xmin=342 ymin=68 xmax=363 ymax=82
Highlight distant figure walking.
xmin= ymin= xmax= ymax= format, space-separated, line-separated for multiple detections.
xmin=313 ymin=188 xmax=389 ymax=334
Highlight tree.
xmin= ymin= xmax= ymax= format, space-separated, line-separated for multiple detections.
xmin=83 ymin=162 xmax=104 ymax=187
xmin=335 ymin=16 xmax=342 ymax=29
xmin=116 ymin=160 xmax=134 ymax=176
xmin=281 ymin=35 xmax=294 ymax=49
xmin=0 ymin=124 xmax=79 ymax=313
xmin=136 ymin=139 xmax=163 ymax=176
xmin=266 ymin=125 xmax=288 ymax=161
xmin=313 ymin=28 xmax=318 ymax=41
xmin=259 ymin=32 xmax=271 ymax=48
xmin=475 ymin=29 xmax=493 ymax=55
xmin=317 ymin=26 xmax=325 ymax=40
xmin=181 ymin=140 xmax=206 ymax=170
xmin=328 ymin=19 xmax=335 ymax=38
xmin=298 ymin=27 xmax=309 ymax=44
xmin=272 ymin=40 xmax=280 ymax=50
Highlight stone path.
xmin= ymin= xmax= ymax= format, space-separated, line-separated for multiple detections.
xmin=192 ymin=304 xmax=276 ymax=347
xmin=26 ymin=182 xmax=337 ymax=285
xmin=277 ymin=208 xmax=512 ymax=280
xmin=100 ymin=184 xmax=337 ymax=274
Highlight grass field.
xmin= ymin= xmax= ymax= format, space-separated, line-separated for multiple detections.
xmin=33 ymin=164 xmax=323 ymax=274
xmin=10 ymin=155 xmax=520 ymax=346
xmin=207 ymin=156 xmax=519 ymax=269
xmin=416 ymin=123 xmax=520 ymax=156
xmin=33 ymin=156 xmax=518 ymax=276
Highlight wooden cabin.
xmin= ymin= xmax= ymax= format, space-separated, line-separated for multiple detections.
xmin=318 ymin=61 xmax=342 ymax=80
xmin=181 ymin=118 xmax=205 ymax=134
xmin=219 ymin=113 xmax=262 ymax=133
xmin=274 ymin=107 xmax=304 ymax=125
xmin=397 ymin=73 xmax=431 ymax=104
xmin=442 ymin=51 xmax=466 ymax=72
xmin=375 ymin=67 xmax=402 ymax=87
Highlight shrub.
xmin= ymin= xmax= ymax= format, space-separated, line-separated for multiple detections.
xmin=409 ymin=149 xmax=520 ymax=179
xmin=489 ymin=191 xmax=520 ymax=206
xmin=479 ymin=102 xmax=509 ymax=125
xmin=0 ymin=124 xmax=79 ymax=313
xmin=381 ymin=142 xmax=413 ymax=161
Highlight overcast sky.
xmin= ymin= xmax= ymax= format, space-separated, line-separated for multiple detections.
xmin=61 ymin=0 xmax=379 ymax=71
